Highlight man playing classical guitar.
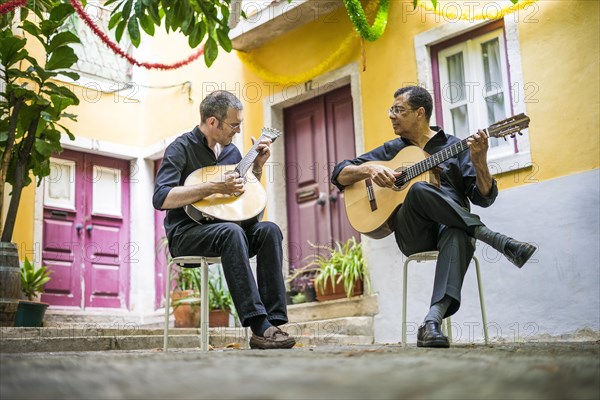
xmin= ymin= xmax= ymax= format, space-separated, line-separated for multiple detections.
xmin=153 ymin=91 xmax=295 ymax=349
xmin=331 ymin=86 xmax=536 ymax=348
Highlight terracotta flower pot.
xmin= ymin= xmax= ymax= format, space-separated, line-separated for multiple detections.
xmin=171 ymin=290 xmax=200 ymax=328
xmin=315 ymin=278 xmax=363 ymax=302
xmin=208 ymin=309 xmax=230 ymax=327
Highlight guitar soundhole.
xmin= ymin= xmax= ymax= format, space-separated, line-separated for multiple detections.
xmin=392 ymin=168 xmax=409 ymax=192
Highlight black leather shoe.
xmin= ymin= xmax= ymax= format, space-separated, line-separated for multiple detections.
xmin=417 ymin=321 xmax=449 ymax=348
xmin=504 ymin=239 xmax=537 ymax=268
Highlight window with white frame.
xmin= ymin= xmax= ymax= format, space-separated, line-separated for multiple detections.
xmin=433 ymin=25 xmax=515 ymax=160
xmin=63 ymin=0 xmax=132 ymax=85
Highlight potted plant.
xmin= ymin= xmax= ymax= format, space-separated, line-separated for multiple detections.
xmin=172 ymin=267 xmax=234 ymax=328
xmin=171 ymin=267 xmax=202 ymax=328
xmin=300 ymin=237 xmax=371 ymax=302
xmin=286 ymin=265 xmax=317 ymax=304
xmin=207 ymin=267 xmax=233 ymax=327
xmin=14 ymin=257 xmax=52 ymax=327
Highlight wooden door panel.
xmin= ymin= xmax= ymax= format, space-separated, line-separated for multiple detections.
xmin=326 ymin=86 xmax=360 ymax=243
xmin=84 ymin=154 xmax=130 ymax=309
xmin=41 ymin=150 xmax=83 ymax=307
xmin=284 ymin=97 xmax=332 ymax=269
xmin=154 ymin=159 xmax=167 ymax=309
xmin=284 ymin=86 xmax=358 ymax=272
xmin=41 ymin=150 xmax=130 ymax=310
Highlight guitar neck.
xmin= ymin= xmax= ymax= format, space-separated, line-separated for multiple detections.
xmin=397 ymin=112 xmax=530 ymax=184
xmin=398 ymin=133 xmax=481 ymax=184
xmin=235 ymin=134 xmax=268 ymax=176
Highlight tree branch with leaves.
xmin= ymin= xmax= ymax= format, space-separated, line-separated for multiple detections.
xmin=0 ymin=1 xmax=80 ymax=242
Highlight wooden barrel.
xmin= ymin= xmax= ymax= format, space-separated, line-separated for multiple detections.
xmin=0 ymin=242 xmax=21 ymax=327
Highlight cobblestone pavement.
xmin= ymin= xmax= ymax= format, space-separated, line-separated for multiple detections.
xmin=1 ymin=342 xmax=598 ymax=400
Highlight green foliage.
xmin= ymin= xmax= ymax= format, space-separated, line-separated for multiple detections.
xmin=208 ymin=267 xmax=233 ymax=311
xmin=0 ymin=0 xmax=80 ymax=242
xmin=291 ymin=292 xmax=306 ymax=305
xmin=104 ymin=0 xmax=233 ymax=67
xmin=170 ymin=263 xmax=234 ymax=313
xmin=20 ymin=257 xmax=52 ymax=301
xmin=291 ymin=237 xmax=371 ymax=299
xmin=413 ymin=0 xmax=519 ymax=8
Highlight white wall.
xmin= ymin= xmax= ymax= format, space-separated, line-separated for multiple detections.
xmin=370 ymin=169 xmax=600 ymax=343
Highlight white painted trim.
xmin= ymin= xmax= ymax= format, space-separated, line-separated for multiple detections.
xmin=61 ymin=136 xmax=141 ymax=160
xmin=263 ymin=62 xmax=364 ymax=272
xmin=414 ymin=17 xmax=532 ymax=173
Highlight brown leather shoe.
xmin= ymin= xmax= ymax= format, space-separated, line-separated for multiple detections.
xmin=249 ymin=326 xmax=296 ymax=350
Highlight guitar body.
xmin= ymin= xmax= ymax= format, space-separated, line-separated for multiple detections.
xmin=344 ymin=114 xmax=530 ymax=239
xmin=184 ymin=164 xmax=267 ymax=224
xmin=344 ymin=146 xmax=438 ymax=239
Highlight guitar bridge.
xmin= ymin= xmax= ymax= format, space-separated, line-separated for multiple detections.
xmin=366 ymin=178 xmax=377 ymax=211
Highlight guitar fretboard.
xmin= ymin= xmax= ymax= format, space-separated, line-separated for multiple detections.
xmin=395 ymin=135 xmax=475 ymax=186
xmin=393 ymin=113 xmax=529 ymax=186
xmin=235 ymin=135 xmax=267 ymax=177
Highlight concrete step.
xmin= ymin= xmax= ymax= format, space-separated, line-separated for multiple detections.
xmin=0 ymin=316 xmax=374 ymax=353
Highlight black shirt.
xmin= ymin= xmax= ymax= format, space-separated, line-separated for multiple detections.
xmin=331 ymin=127 xmax=498 ymax=211
xmin=153 ymin=126 xmax=242 ymax=242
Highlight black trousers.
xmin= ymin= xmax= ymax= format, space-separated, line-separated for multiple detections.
xmin=393 ymin=182 xmax=484 ymax=317
xmin=169 ymin=221 xmax=288 ymax=327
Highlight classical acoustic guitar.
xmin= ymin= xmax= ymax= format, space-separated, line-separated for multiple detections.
xmin=184 ymin=127 xmax=282 ymax=224
xmin=344 ymin=114 xmax=531 ymax=239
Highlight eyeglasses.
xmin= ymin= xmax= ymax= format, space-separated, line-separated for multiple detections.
xmin=388 ymin=106 xmax=418 ymax=116
xmin=220 ymin=120 xmax=242 ymax=131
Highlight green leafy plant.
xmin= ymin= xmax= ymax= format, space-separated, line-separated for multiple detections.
xmin=104 ymin=0 xmax=234 ymax=67
xmin=291 ymin=291 xmax=306 ymax=305
xmin=171 ymin=265 xmax=234 ymax=314
xmin=290 ymin=237 xmax=371 ymax=299
xmin=20 ymin=257 xmax=52 ymax=301
xmin=1 ymin=1 xmax=80 ymax=242
xmin=208 ymin=267 xmax=233 ymax=312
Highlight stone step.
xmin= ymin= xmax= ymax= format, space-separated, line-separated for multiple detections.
xmin=0 ymin=316 xmax=374 ymax=353
xmin=41 ymin=295 xmax=379 ymax=328
xmin=0 ymin=333 xmax=373 ymax=353
xmin=287 ymin=295 xmax=379 ymax=323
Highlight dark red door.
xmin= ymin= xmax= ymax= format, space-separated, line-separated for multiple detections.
xmin=41 ymin=150 xmax=130 ymax=309
xmin=284 ymin=85 xmax=358 ymax=270
xmin=154 ymin=159 xmax=167 ymax=309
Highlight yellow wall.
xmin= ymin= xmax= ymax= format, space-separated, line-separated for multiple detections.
xmin=8 ymin=184 xmax=34 ymax=260
xmin=517 ymin=0 xmax=600 ymax=180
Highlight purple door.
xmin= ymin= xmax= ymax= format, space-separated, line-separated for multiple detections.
xmin=41 ymin=150 xmax=130 ymax=309
xmin=284 ymin=85 xmax=359 ymax=270
xmin=154 ymin=159 xmax=167 ymax=309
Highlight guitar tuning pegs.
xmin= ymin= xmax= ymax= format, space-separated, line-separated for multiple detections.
xmin=503 ymin=136 xmax=507 ymax=141
xmin=510 ymin=134 xmax=515 ymax=139
xmin=518 ymin=130 xmax=523 ymax=136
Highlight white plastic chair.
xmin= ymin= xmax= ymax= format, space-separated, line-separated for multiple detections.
xmin=163 ymin=256 xmax=221 ymax=352
xmin=402 ymin=251 xmax=489 ymax=346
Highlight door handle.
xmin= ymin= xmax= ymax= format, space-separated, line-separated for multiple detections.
xmin=329 ymin=193 xmax=338 ymax=203
xmin=76 ymin=223 xmax=83 ymax=235
xmin=316 ymin=192 xmax=327 ymax=206
xmin=85 ymin=225 xmax=93 ymax=233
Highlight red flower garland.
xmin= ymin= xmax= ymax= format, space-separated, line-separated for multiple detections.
xmin=0 ymin=0 xmax=26 ymax=15
xmin=69 ymin=0 xmax=204 ymax=70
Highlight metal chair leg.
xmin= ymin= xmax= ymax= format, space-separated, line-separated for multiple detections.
xmin=200 ymin=258 xmax=209 ymax=352
xmin=163 ymin=261 xmax=172 ymax=352
xmin=402 ymin=257 xmax=409 ymax=347
xmin=445 ymin=316 xmax=453 ymax=343
xmin=473 ymin=256 xmax=489 ymax=345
